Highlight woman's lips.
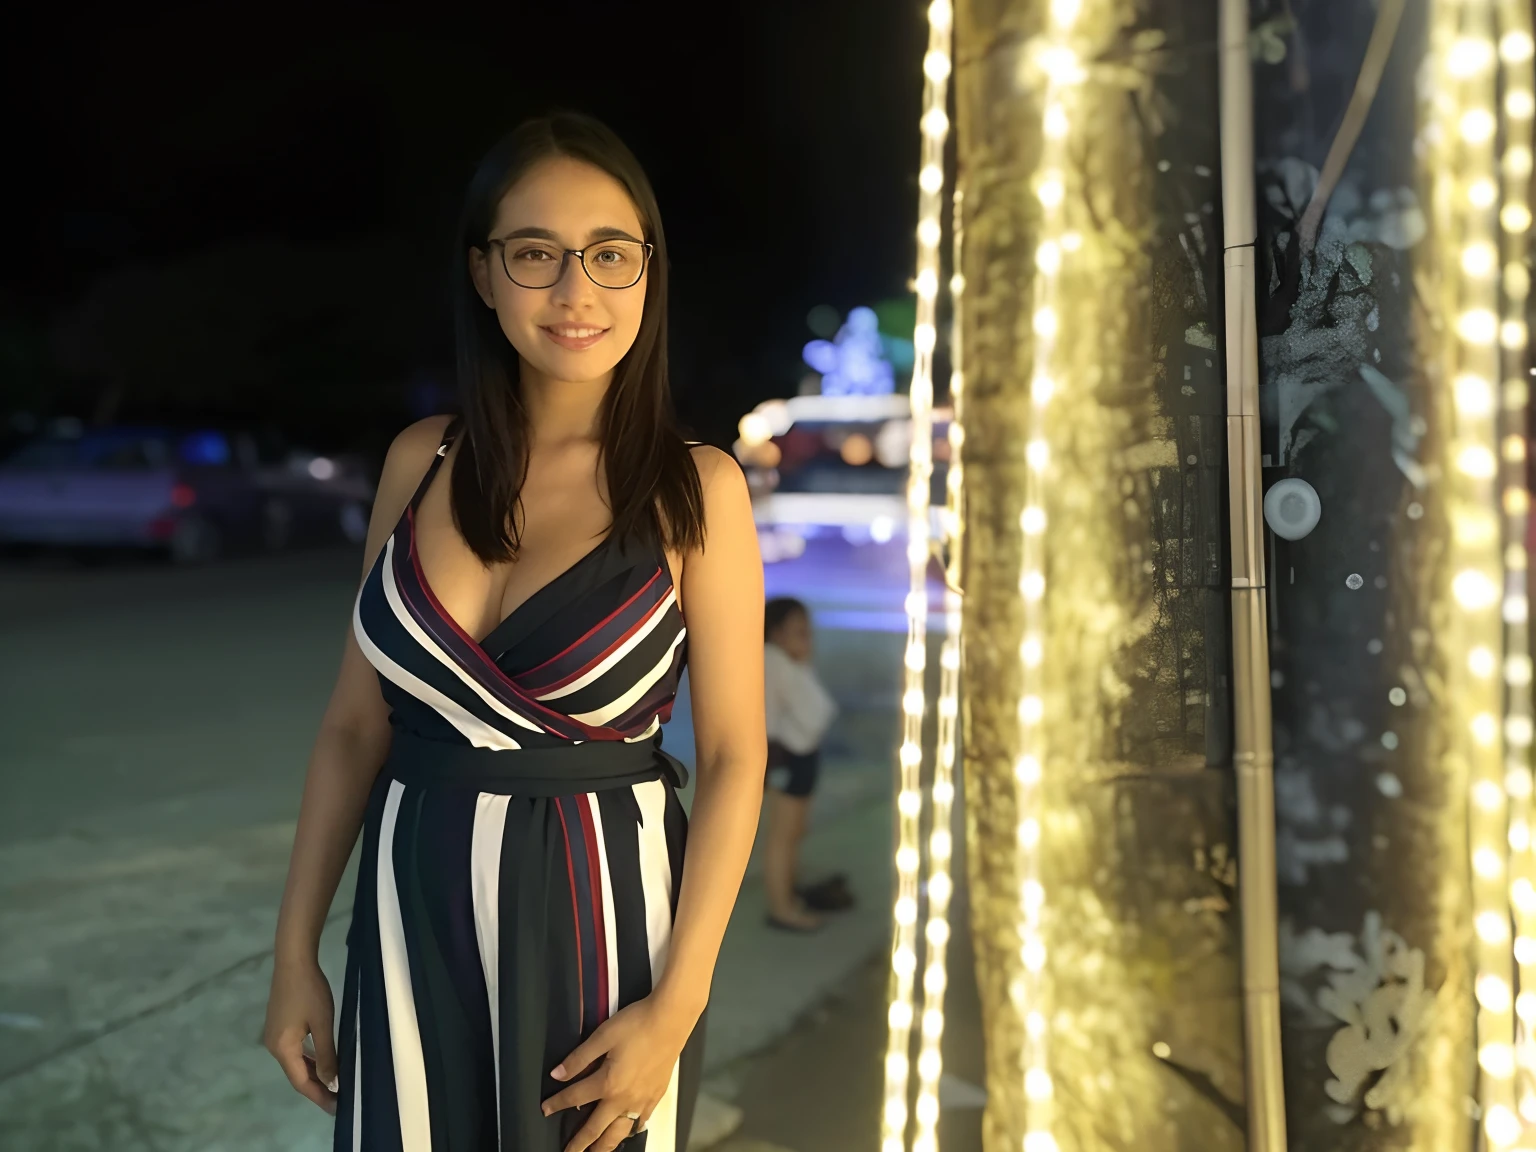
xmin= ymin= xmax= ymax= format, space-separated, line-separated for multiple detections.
xmin=540 ymin=325 xmax=609 ymax=351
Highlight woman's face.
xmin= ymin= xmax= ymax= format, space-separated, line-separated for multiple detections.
xmin=470 ymin=156 xmax=649 ymax=387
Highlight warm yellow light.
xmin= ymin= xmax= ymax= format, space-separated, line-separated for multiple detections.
xmin=1463 ymin=445 xmax=1501 ymax=477
xmin=1462 ymin=308 xmax=1503 ymax=343
xmin=1502 ymin=31 xmax=1536 ymax=62
xmin=1487 ymin=973 xmax=1519 ymax=1011
xmin=1457 ymin=569 xmax=1502 ymax=609
xmin=1452 ymin=37 xmax=1498 ymax=76
xmin=1460 ymin=372 xmax=1499 ymax=412
xmin=886 ymin=12 xmax=961 ymax=1150
xmin=1467 ymin=243 xmax=1502 ymax=276
xmin=1465 ymin=108 xmax=1499 ymax=142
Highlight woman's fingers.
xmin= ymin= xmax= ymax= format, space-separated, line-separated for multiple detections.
xmin=635 ymin=1098 xmax=658 ymax=1133
xmin=551 ymin=1020 xmax=614 ymax=1083
xmin=273 ymin=1031 xmax=336 ymax=1113
xmin=310 ymin=1025 xmax=340 ymax=1093
xmin=561 ymin=1102 xmax=627 ymax=1152
xmin=591 ymin=1114 xmax=640 ymax=1152
xmin=543 ymin=1067 xmax=607 ymax=1115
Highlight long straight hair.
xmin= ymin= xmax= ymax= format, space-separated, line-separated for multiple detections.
xmin=449 ymin=112 xmax=704 ymax=564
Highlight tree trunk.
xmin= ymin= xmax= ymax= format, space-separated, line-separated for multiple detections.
xmin=1252 ymin=4 xmax=1478 ymax=1146
xmin=954 ymin=1 xmax=1246 ymax=1149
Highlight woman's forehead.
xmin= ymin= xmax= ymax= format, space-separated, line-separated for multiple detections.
xmin=493 ymin=157 xmax=643 ymax=240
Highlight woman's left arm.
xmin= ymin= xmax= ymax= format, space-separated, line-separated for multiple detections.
xmin=654 ymin=445 xmax=767 ymax=1010
xmin=543 ymin=447 xmax=765 ymax=1152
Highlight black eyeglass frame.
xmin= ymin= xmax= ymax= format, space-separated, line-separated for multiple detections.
xmin=484 ymin=238 xmax=654 ymax=290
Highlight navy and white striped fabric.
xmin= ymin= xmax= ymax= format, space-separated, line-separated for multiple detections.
xmin=336 ymin=421 xmax=702 ymax=1151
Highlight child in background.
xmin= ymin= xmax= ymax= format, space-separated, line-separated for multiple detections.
xmin=763 ymin=597 xmax=851 ymax=931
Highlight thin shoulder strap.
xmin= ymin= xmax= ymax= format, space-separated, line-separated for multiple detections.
xmin=407 ymin=417 xmax=461 ymax=511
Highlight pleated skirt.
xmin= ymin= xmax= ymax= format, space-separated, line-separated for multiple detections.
xmin=333 ymin=768 xmax=704 ymax=1151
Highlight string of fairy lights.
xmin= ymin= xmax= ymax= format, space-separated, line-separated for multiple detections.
xmin=1011 ymin=2 xmax=1089 ymax=1149
xmin=880 ymin=3 xmax=954 ymax=1151
xmin=905 ymin=183 xmax=967 ymax=1152
xmin=1431 ymin=0 xmax=1534 ymax=1144
xmin=1494 ymin=0 xmax=1536 ymax=1138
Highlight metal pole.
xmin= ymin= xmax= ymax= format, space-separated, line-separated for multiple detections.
xmin=1217 ymin=2 xmax=1289 ymax=1149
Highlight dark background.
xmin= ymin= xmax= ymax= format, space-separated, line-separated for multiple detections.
xmin=1 ymin=1 xmax=927 ymax=459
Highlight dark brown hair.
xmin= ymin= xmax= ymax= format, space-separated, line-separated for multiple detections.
xmin=765 ymin=597 xmax=810 ymax=639
xmin=450 ymin=112 xmax=704 ymax=562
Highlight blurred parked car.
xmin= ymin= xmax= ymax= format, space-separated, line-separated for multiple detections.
xmin=0 ymin=424 xmax=376 ymax=563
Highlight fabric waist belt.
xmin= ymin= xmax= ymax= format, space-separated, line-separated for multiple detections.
xmin=384 ymin=729 xmax=690 ymax=796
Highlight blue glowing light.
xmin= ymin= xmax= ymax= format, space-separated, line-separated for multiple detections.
xmin=802 ymin=306 xmax=896 ymax=397
xmin=178 ymin=430 xmax=232 ymax=466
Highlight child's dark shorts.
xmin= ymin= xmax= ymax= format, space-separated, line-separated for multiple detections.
xmin=766 ymin=741 xmax=820 ymax=798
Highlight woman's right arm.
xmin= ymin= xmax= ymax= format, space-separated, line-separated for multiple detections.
xmin=263 ymin=415 xmax=452 ymax=1112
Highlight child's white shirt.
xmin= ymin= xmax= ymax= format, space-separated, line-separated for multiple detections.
xmin=764 ymin=641 xmax=838 ymax=755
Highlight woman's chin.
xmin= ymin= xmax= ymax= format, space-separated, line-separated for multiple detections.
xmin=520 ymin=354 xmax=625 ymax=387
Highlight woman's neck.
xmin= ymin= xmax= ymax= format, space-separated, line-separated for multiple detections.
xmin=518 ymin=361 xmax=611 ymax=447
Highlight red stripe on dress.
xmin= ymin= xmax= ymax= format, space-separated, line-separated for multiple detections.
xmin=400 ymin=506 xmax=613 ymax=741
xmin=516 ymin=568 xmax=667 ymax=685
xmin=553 ymin=798 xmax=585 ymax=1035
xmin=575 ymin=795 xmax=611 ymax=1022
xmin=521 ymin=589 xmax=675 ymax=700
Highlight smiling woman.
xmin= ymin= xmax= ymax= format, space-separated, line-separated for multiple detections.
xmin=452 ymin=119 xmax=703 ymax=567
xmin=263 ymin=113 xmax=767 ymax=1152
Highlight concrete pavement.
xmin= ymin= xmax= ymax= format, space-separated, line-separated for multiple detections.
xmin=0 ymin=549 xmax=910 ymax=1150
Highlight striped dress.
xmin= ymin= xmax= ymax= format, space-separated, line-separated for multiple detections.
xmin=336 ymin=421 xmax=702 ymax=1151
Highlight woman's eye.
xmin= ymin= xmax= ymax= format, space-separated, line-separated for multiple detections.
xmin=593 ymin=248 xmax=626 ymax=265
xmin=513 ymin=247 xmax=556 ymax=262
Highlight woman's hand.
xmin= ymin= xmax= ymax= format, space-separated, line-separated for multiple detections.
xmin=542 ymin=991 xmax=700 ymax=1152
xmin=263 ymin=955 xmax=340 ymax=1116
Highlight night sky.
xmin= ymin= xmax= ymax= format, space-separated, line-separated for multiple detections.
xmin=3 ymin=1 xmax=927 ymax=452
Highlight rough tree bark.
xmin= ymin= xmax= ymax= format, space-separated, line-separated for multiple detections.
xmin=955 ymin=1 xmax=1246 ymax=1149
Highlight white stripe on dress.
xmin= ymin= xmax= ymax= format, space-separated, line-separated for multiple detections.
xmin=378 ymin=537 xmax=542 ymax=733
xmin=582 ymin=794 xmax=622 ymax=1018
xmin=647 ymin=1062 xmax=682 ymax=1152
xmin=633 ymin=776 xmax=680 ymax=1150
xmin=570 ymin=630 xmax=687 ymax=727
xmin=535 ymin=588 xmax=678 ymax=702
xmin=632 ymin=778 xmax=675 ymax=981
xmin=470 ymin=793 xmax=509 ymax=1147
xmin=353 ymin=590 xmax=522 ymax=751
xmin=377 ymin=780 xmax=433 ymax=1151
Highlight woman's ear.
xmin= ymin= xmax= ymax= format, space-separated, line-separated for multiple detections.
xmin=468 ymin=248 xmax=497 ymax=309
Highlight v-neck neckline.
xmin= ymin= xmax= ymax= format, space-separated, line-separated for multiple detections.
xmin=398 ymin=417 xmax=662 ymax=661
xmin=403 ymin=500 xmax=617 ymax=656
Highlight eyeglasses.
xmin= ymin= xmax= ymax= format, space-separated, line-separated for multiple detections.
xmin=486 ymin=237 xmax=653 ymax=290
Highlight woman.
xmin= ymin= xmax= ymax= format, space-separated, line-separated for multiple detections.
xmin=262 ymin=112 xmax=766 ymax=1152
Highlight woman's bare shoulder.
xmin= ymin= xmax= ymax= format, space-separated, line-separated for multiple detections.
xmin=687 ymin=443 xmax=742 ymax=491
xmin=371 ymin=415 xmax=457 ymax=525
